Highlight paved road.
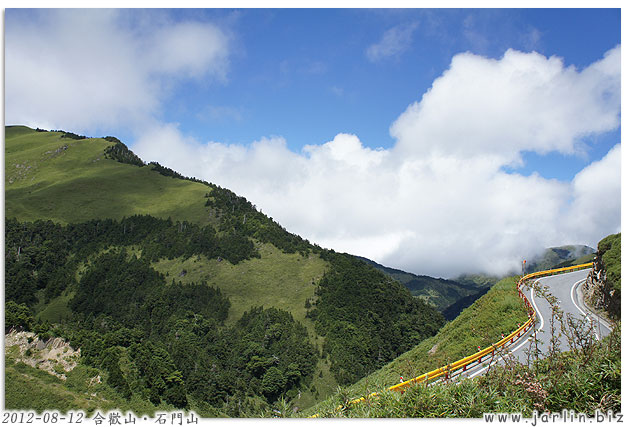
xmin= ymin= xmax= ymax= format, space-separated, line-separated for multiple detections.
xmin=458 ymin=269 xmax=613 ymax=380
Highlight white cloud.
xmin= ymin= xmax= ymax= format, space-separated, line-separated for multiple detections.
xmin=366 ymin=22 xmax=419 ymax=62
xmin=5 ymin=9 xmax=230 ymax=134
xmin=564 ymin=144 xmax=621 ymax=244
xmin=390 ymin=46 xmax=621 ymax=166
xmin=145 ymin=20 xmax=230 ymax=80
xmin=134 ymin=47 xmax=620 ymax=278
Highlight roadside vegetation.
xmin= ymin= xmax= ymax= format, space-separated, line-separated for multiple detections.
xmin=303 ymin=234 xmax=621 ymax=418
xmin=598 ymin=233 xmax=620 ymax=294
xmin=305 ymin=323 xmax=620 ymax=417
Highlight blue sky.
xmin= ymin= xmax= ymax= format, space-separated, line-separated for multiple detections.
xmin=144 ymin=8 xmax=621 ymax=181
xmin=5 ymin=8 xmax=622 ymax=277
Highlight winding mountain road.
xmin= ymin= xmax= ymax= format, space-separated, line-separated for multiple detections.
xmin=313 ymin=267 xmax=615 ymax=416
xmin=462 ymin=268 xmax=612 ymax=379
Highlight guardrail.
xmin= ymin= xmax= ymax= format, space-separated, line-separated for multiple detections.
xmin=311 ymin=262 xmax=593 ymax=417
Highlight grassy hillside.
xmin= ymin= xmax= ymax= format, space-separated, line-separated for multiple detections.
xmin=152 ymin=243 xmax=327 ymax=328
xmin=6 ymin=126 xmax=212 ymax=225
xmin=5 ymin=126 xmax=336 ymax=410
xmin=526 ymin=245 xmax=595 ymax=273
xmin=303 ymin=324 xmax=620 ymax=417
xmin=303 ymin=275 xmax=529 ymax=416
xmin=6 ymin=125 xmax=328 ymax=337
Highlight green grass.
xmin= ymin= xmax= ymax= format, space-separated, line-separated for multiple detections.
xmin=35 ymin=290 xmax=75 ymax=324
xmin=599 ymin=233 xmax=620 ymax=292
xmin=151 ymin=242 xmax=334 ymax=407
xmin=303 ymin=323 xmax=621 ymax=418
xmin=5 ymin=126 xmax=212 ymax=226
xmin=302 ymin=276 xmax=529 ymax=416
xmin=152 ymin=242 xmax=328 ymax=329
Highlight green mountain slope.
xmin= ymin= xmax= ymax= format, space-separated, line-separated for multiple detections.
xmin=303 ymin=275 xmax=530 ymax=416
xmin=526 ymin=245 xmax=595 ymax=273
xmin=4 ymin=126 xmax=445 ymax=415
xmin=357 ymin=256 xmax=494 ymax=320
xmin=6 ymin=126 xmax=211 ymax=225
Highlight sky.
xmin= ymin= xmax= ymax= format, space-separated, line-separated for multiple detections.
xmin=4 ymin=7 xmax=622 ymax=278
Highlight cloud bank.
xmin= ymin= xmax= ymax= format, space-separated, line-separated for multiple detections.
xmin=133 ymin=47 xmax=621 ymax=278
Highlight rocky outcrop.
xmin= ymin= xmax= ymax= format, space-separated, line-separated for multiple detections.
xmin=583 ymin=258 xmax=620 ymax=320
xmin=5 ymin=330 xmax=80 ymax=380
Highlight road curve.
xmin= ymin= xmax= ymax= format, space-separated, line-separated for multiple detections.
xmin=310 ymin=267 xmax=612 ymax=416
xmin=462 ymin=268 xmax=612 ymax=379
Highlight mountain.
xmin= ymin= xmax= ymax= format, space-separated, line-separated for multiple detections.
xmin=357 ymin=242 xmax=595 ymax=321
xmin=303 ymin=275 xmax=532 ymax=416
xmin=356 ymin=257 xmax=496 ymax=320
xmin=525 ymin=245 xmax=596 ymax=273
xmin=4 ymin=126 xmax=445 ymax=416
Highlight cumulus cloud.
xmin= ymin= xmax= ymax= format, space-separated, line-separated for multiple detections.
xmin=5 ymin=9 xmax=230 ymax=134
xmin=564 ymin=144 xmax=621 ymax=244
xmin=134 ymin=47 xmax=620 ymax=278
xmin=366 ymin=22 xmax=419 ymax=62
xmin=390 ymin=46 xmax=621 ymax=166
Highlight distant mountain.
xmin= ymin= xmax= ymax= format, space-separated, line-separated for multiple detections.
xmin=525 ymin=245 xmax=596 ymax=274
xmin=358 ymin=243 xmax=595 ymax=319
xmin=356 ymin=257 xmax=497 ymax=320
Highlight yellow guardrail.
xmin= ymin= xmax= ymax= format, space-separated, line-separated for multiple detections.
xmin=311 ymin=262 xmax=593 ymax=417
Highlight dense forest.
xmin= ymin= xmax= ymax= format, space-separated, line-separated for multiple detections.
xmin=5 ymin=215 xmax=444 ymax=415
xmin=5 ymin=129 xmax=446 ymax=415
xmin=308 ymin=253 xmax=444 ymax=385
xmin=5 ymin=217 xmax=320 ymax=414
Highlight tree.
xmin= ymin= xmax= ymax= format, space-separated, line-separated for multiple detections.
xmin=5 ymin=301 xmax=33 ymax=332
xmin=261 ymin=367 xmax=286 ymax=401
xmin=164 ymin=371 xmax=188 ymax=409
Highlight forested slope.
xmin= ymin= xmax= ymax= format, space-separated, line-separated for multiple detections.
xmin=5 ymin=126 xmax=445 ymax=415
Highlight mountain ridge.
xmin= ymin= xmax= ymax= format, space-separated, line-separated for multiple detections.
xmin=356 ymin=256 xmax=496 ymax=320
xmin=4 ymin=125 xmax=445 ymax=415
xmin=525 ymin=244 xmax=596 ymax=274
